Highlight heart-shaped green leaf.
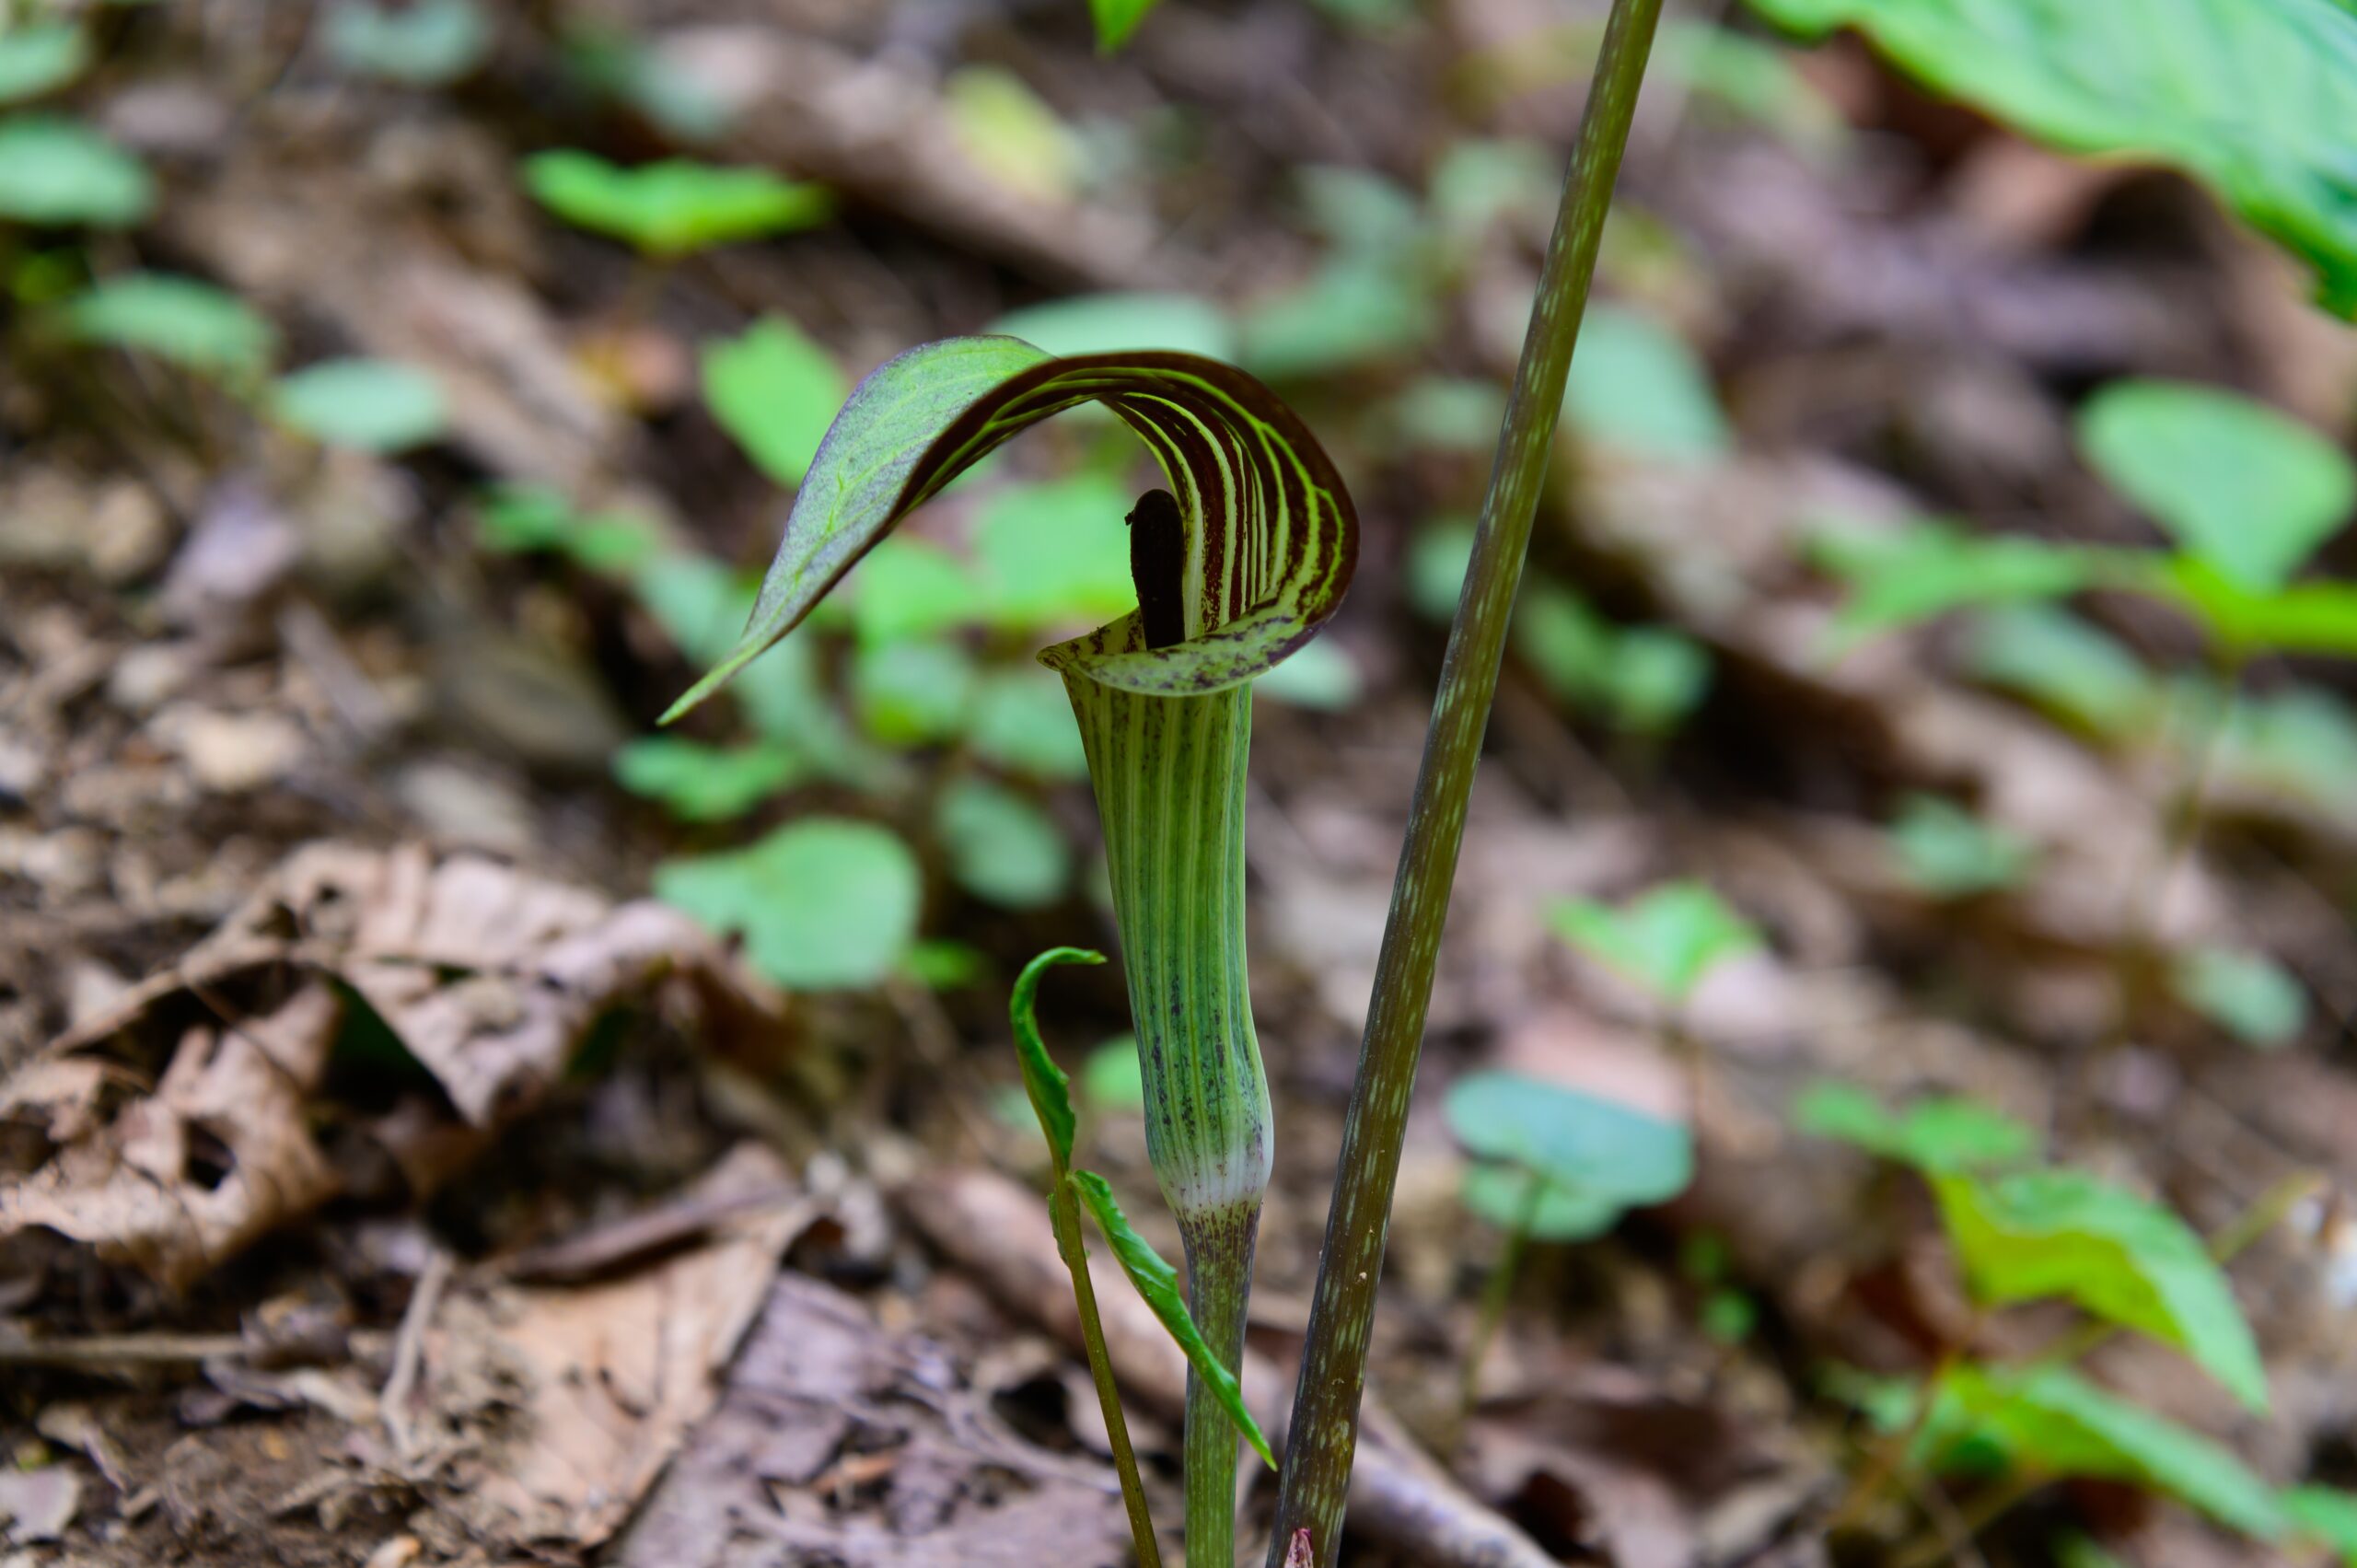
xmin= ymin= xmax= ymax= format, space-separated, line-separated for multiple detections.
xmin=1750 ymin=0 xmax=2357 ymax=317
xmin=663 ymin=335 xmax=1358 ymax=719
xmin=2080 ymin=380 xmax=2353 ymax=593
xmin=702 ymin=316 xmax=847 ymax=488
xmin=1548 ymin=880 xmax=1759 ymax=1005
xmin=1445 ymin=1070 xmax=1694 ymax=1207
xmin=0 ymin=25 xmax=87 ymax=105
xmin=1068 ymin=1169 xmax=1276 ymax=1469
xmin=654 ymin=818 xmax=920 ymax=990
xmin=1932 ymin=1167 xmax=2268 ymax=1412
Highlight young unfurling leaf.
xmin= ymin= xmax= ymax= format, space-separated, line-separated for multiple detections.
xmin=1068 ymin=1170 xmax=1277 ymax=1469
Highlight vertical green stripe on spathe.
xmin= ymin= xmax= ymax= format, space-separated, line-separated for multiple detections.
xmin=1061 ymin=674 xmax=1270 ymax=1219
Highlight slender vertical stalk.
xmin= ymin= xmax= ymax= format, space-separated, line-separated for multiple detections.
xmin=1266 ymin=3 xmax=1665 ymax=1559
xmin=1049 ymin=1176 xmax=1167 ymax=1568
xmin=1457 ymin=1170 xmax=1548 ymax=1419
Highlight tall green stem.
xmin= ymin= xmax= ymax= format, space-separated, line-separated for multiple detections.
xmin=1265 ymin=2 xmax=1665 ymax=1559
xmin=1063 ymin=673 xmax=1270 ymax=1568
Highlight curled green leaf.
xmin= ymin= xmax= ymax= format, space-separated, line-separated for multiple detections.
xmin=662 ymin=335 xmax=1358 ymax=721
xmin=1010 ymin=947 xmax=1106 ymax=1172
xmin=1068 ymin=1169 xmax=1277 ymax=1469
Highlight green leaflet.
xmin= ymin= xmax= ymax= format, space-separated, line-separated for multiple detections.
xmin=1062 ymin=678 xmax=1270 ymax=1219
xmin=1748 ymin=0 xmax=2357 ymax=316
xmin=1010 ymin=947 xmax=1104 ymax=1172
xmin=1932 ymin=1364 xmax=2282 ymax=1538
xmin=1548 ymin=880 xmax=1759 ymax=1006
xmin=663 ymin=336 xmax=1358 ymax=720
xmin=1931 ymin=1168 xmax=2268 ymax=1413
xmin=1792 ymin=1081 xmax=2038 ymax=1174
xmin=1069 ymin=1170 xmax=1276 ymax=1469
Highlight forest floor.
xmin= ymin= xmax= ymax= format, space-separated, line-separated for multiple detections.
xmin=5 ymin=2 xmax=2357 ymax=1566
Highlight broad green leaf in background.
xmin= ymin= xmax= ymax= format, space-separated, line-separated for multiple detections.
xmin=1458 ymin=1162 xmax=1632 ymax=1241
xmin=1608 ymin=627 xmax=1712 ymax=735
xmin=1374 ymin=376 xmax=1510 ymax=454
xmin=1747 ymin=0 xmax=2357 ymax=317
xmin=1931 ymin=1167 xmax=2268 ymax=1411
xmin=974 ymin=472 xmax=1140 ymax=631
xmin=967 ymin=668 xmax=1090 ymax=781
xmin=1794 ymin=1081 xmax=2038 ymax=1173
xmin=1887 ymin=795 xmax=2035 ymax=899
xmin=1241 ymin=257 xmax=1437 ymax=381
xmin=2283 ymin=1486 xmax=2357 ymax=1567
xmin=271 ymin=358 xmax=449 ymax=451
xmin=991 ymin=293 xmax=1238 ymax=361
xmin=1010 ymin=946 xmax=1104 ymax=1170
xmin=2079 ymin=380 xmax=2354 ymax=594
xmin=1406 ymin=518 xmax=1477 ymax=621
xmin=936 ymin=775 xmax=1072 ymax=910
xmin=1084 ymin=1037 xmax=1146 ymax=1111
xmin=612 ymin=737 xmax=802 ymax=821
xmin=1513 ymin=578 xmax=1617 ymax=704
xmin=1445 ymin=1070 xmax=1695 ymax=1216
xmin=2172 ymin=947 xmax=2307 ymax=1050
xmin=907 ymin=938 xmax=986 ymax=991
xmin=655 ymin=817 xmax=921 ymax=989
xmin=1549 ymin=879 xmax=1759 ymax=1005
xmin=1932 ymin=1363 xmax=2281 ymax=1537
xmin=0 ymin=115 xmax=154 ymax=227
xmin=1561 ymin=301 xmax=1731 ymax=460
xmin=1253 ymin=637 xmax=1361 ymax=711
xmin=325 ymin=0 xmax=491 ymax=86
xmin=944 ymin=66 xmax=1080 ymax=204
xmin=476 ymin=484 xmax=662 ymax=572
xmin=702 ymin=317 xmax=849 ymax=488
xmin=1428 ymin=138 xmax=1559 ymax=243
xmin=1962 ymin=604 xmax=2158 ymax=739
xmin=846 ymin=539 xmax=978 ymax=646
xmin=0 ymin=24 xmax=88 ymax=104
xmin=662 ymin=335 xmax=1357 ymax=719
xmin=522 ymin=150 xmax=832 ymax=257
xmin=1812 ymin=520 xmax=2089 ymax=646
xmin=64 ymin=273 xmax=276 ymax=378
xmin=2212 ymin=687 xmax=2357 ymax=812
xmin=853 ymin=639 xmax=977 ymax=746
xmin=1067 ymin=1170 xmax=1277 ymax=1468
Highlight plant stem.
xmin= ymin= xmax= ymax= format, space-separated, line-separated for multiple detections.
xmin=1264 ymin=2 xmax=1665 ymax=1558
xmin=1048 ymin=1175 xmax=1167 ymax=1568
xmin=1181 ymin=1203 xmax=1260 ymax=1568
xmin=1457 ymin=1170 xmax=1548 ymax=1421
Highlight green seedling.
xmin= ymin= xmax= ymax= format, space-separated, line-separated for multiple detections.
xmin=654 ymin=817 xmax=921 ymax=990
xmin=325 ymin=0 xmax=491 ymax=86
xmin=611 ymin=738 xmax=803 ymax=823
xmin=270 ymin=358 xmax=449 ymax=453
xmin=1801 ymin=1084 xmax=2293 ymax=1551
xmin=63 ymin=272 xmax=276 ymax=382
xmin=0 ymin=115 xmax=152 ymax=228
xmin=1748 ymin=0 xmax=2357 ymax=315
xmin=522 ymin=150 xmax=832 ymax=260
xmin=1006 ymin=947 xmax=1274 ymax=1568
xmin=0 ymin=24 xmax=88 ymax=106
xmin=1560 ymin=300 xmax=1730 ymax=461
xmin=2284 ymin=1486 xmax=2357 ymax=1566
xmin=702 ymin=316 xmax=848 ymax=489
xmin=1445 ymin=1070 xmax=1692 ymax=1405
xmin=2171 ymin=947 xmax=2307 ymax=1050
xmin=1885 ymin=794 xmax=2036 ymax=900
xmin=1550 ymin=878 xmax=1759 ymax=1010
